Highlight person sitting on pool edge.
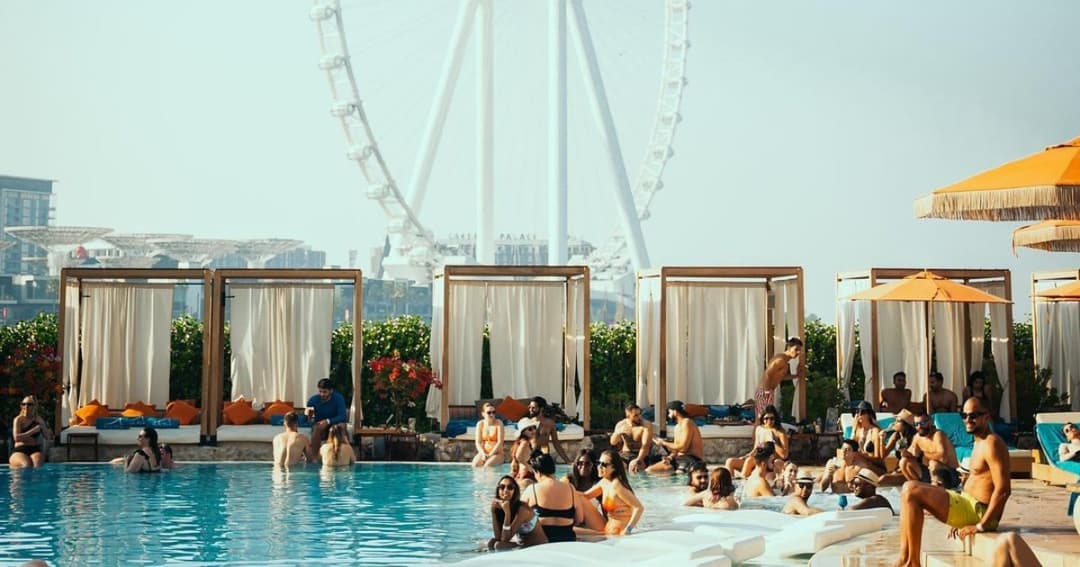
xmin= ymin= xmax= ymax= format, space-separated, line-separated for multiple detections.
xmin=610 ymin=402 xmax=657 ymax=472
xmin=782 ymin=470 xmax=822 ymax=516
xmin=526 ymin=396 xmax=572 ymax=465
xmin=849 ymin=468 xmax=893 ymax=513
xmin=489 ymin=474 xmax=547 ymax=550
xmin=306 ymin=378 xmax=348 ymax=457
xmin=10 ymin=395 xmax=52 ymax=468
xmin=274 ymin=411 xmax=313 ymax=467
xmin=646 ymin=401 xmax=704 ymax=474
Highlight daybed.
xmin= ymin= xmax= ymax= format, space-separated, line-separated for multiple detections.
xmin=60 ymin=425 xmax=201 ymax=446
xmin=1033 ymin=411 xmax=1080 ymax=485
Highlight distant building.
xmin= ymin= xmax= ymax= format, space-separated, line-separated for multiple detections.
xmin=436 ymin=233 xmax=595 ymax=265
xmin=266 ymin=246 xmax=327 ymax=269
xmin=0 ymin=175 xmax=54 ymax=276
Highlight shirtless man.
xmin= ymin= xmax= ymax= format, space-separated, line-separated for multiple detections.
xmin=610 ymin=402 xmax=655 ymax=473
xmin=755 ymin=338 xmax=803 ymax=420
xmin=879 ymin=371 xmax=913 ymax=413
xmin=922 ymin=372 xmax=959 ymax=414
xmin=820 ymin=439 xmax=876 ymax=494
xmin=526 ymin=397 xmax=571 ymax=464
xmin=782 ymin=471 xmax=823 ymax=516
xmin=273 ymin=412 xmax=312 ymax=467
xmin=849 ymin=468 xmax=894 ymax=513
xmin=901 ymin=414 xmax=960 ymax=486
xmin=646 ymin=401 xmax=705 ymax=474
xmin=894 ymin=397 xmax=1010 ymax=567
xmin=683 ymin=462 xmax=710 ymax=505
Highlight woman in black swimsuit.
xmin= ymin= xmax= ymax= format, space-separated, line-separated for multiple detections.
xmin=10 ymin=395 xmax=51 ymax=468
xmin=521 ymin=450 xmax=580 ymax=542
xmin=125 ymin=427 xmax=162 ymax=473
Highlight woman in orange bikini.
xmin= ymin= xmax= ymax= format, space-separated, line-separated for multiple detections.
xmin=472 ymin=403 xmax=504 ymax=468
xmin=583 ymin=449 xmax=644 ymax=535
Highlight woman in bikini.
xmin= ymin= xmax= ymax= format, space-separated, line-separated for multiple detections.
xmin=472 ymin=402 xmax=504 ymax=468
xmin=852 ymin=401 xmax=885 ymax=474
xmin=510 ymin=419 xmax=538 ymax=487
xmin=583 ymin=450 xmax=645 ymax=536
xmin=320 ymin=423 xmax=356 ymax=467
xmin=10 ymin=396 xmax=52 ymax=468
xmin=488 ymin=474 xmax=547 ymax=550
xmin=725 ymin=404 xmax=788 ymax=477
xmin=125 ymin=427 xmax=162 ymax=473
xmin=521 ymin=451 xmax=581 ymax=543
xmin=685 ymin=466 xmax=739 ymax=510
xmin=562 ymin=448 xmax=607 ymax=532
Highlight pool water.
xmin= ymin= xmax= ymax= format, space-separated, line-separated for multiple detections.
xmin=1 ymin=463 xmax=695 ymax=566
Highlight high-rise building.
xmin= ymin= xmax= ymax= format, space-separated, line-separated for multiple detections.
xmin=0 ymin=175 xmax=54 ymax=276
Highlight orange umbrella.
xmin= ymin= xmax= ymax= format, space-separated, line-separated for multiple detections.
xmin=1012 ymin=220 xmax=1080 ymax=253
xmin=847 ymin=270 xmax=1010 ymax=412
xmin=1035 ymin=279 xmax=1080 ymax=300
xmin=915 ymin=136 xmax=1080 ymax=221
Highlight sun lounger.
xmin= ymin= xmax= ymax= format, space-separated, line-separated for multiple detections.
xmin=934 ymin=412 xmax=1033 ymax=476
xmin=1033 ymin=412 xmax=1080 ymax=485
xmin=60 ymin=424 xmax=201 ymax=445
xmin=839 ymin=411 xmax=895 ymax=439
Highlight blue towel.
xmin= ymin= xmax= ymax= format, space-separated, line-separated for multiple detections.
xmin=119 ymin=416 xmax=146 ymax=428
xmin=444 ymin=419 xmax=472 ymax=438
xmin=146 ymin=417 xmax=180 ymax=429
xmin=878 ymin=416 xmax=896 ymax=432
xmin=708 ymin=405 xmax=733 ymax=418
xmin=642 ymin=406 xmax=655 ymax=422
xmin=266 ymin=414 xmax=312 ymax=427
xmin=95 ymin=417 xmax=128 ymax=430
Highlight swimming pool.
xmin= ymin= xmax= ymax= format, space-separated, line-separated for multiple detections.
xmin=0 ymin=463 xmax=897 ymax=566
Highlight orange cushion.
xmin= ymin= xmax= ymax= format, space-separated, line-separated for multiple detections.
xmin=121 ymin=401 xmax=157 ymax=418
xmin=165 ymin=400 xmax=200 ymax=426
xmin=684 ymin=403 xmax=709 ymax=418
xmin=75 ymin=400 xmax=110 ymax=426
xmin=262 ymin=402 xmax=294 ymax=422
xmin=495 ymin=396 xmax=528 ymax=421
xmin=223 ymin=401 xmax=259 ymax=425
xmin=224 ymin=397 xmax=252 ymax=409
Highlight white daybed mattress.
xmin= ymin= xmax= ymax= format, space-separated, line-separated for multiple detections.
xmin=216 ymin=424 xmax=355 ymax=443
xmin=60 ymin=425 xmax=201 ymax=445
xmin=452 ymin=423 xmax=585 ymax=442
xmin=1035 ymin=411 xmax=1080 ymax=424
xmin=698 ymin=424 xmax=755 ymax=439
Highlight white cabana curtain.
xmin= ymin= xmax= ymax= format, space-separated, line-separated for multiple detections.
xmin=79 ymin=283 xmax=174 ymax=408
xmin=667 ymin=284 xmax=765 ymax=406
xmin=856 ymin=300 xmax=875 ymax=402
xmin=446 ymin=282 xmax=488 ymax=407
xmin=877 ymin=302 xmax=929 ymax=401
xmin=968 ymin=303 xmax=986 ymax=378
xmin=837 ymin=301 xmax=857 ymax=402
xmin=61 ymin=282 xmax=81 ymax=424
xmin=425 ymin=277 xmax=445 ymax=419
xmin=1036 ymin=300 xmax=1080 ymax=411
xmin=971 ymin=281 xmax=1014 ymax=418
xmin=489 ymin=283 xmax=566 ymax=404
xmin=933 ymin=303 xmax=968 ymax=396
xmin=564 ymin=278 xmax=586 ymax=418
xmin=229 ymin=285 xmax=333 ymax=407
xmin=637 ymin=277 xmax=661 ymax=406
xmin=773 ymin=279 xmax=803 ymax=420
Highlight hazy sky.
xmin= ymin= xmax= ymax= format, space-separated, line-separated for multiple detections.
xmin=2 ymin=1 xmax=1079 ymax=321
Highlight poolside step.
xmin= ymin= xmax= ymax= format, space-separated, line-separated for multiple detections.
xmin=924 ymin=552 xmax=985 ymax=567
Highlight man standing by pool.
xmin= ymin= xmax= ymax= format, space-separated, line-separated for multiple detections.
xmin=273 ymin=412 xmax=312 ymax=467
xmin=306 ymin=378 xmax=348 ymax=458
xmin=893 ymin=397 xmax=1010 ymax=567
xmin=526 ymin=396 xmax=571 ymax=464
xmin=610 ymin=402 xmax=655 ymax=472
xmin=755 ymin=337 xmax=803 ymax=420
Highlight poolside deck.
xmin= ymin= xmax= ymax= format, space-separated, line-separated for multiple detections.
xmin=813 ymin=479 xmax=1079 ymax=566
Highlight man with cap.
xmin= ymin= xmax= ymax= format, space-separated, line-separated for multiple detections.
xmin=782 ymin=470 xmax=823 ymax=516
xmin=850 ymin=468 xmax=893 ymax=513
xmin=903 ymin=412 xmax=960 ymax=487
xmin=646 ymin=401 xmax=704 ymax=474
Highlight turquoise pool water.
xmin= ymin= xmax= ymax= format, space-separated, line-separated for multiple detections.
xmin=0 ymin=463 xmax=696 ymax=566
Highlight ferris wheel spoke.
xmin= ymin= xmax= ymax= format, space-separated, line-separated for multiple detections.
xmin=568 ymin=0 xmax=650 ymax=271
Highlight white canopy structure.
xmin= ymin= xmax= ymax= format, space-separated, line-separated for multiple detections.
xmin=154 ymin=238 xmax=239 ymax=267
xmin=836 ymin=268 xmax=1016 ymax=420
xmin=425 ymin=266 xmax=591 ymax=429
xmin=208 ymin=269 xmax=363 ymax=438
xmin=636 ymin=267 xmax=806 ymax=429
xmin=57 ymin=268 xmax=213 ymax=437
xmin=5 ymin=226 xmax=113 ymax=275
xmin=1032 ymin=269 xmax=1080 ymax=410
xmin=233 ymin=239 xmax=304 ymax=268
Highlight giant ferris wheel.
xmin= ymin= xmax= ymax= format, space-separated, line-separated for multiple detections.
xmin=310 ymin=0 xmax=689 ymax=283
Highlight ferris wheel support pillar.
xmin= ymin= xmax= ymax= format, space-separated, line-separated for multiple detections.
xmin=547 ymin=0 xmax=569 ymax=266
xmin=568 ymin=0 xmax=651 ymax=271
xmin=476 ymin=0 xmax=495 ymax=265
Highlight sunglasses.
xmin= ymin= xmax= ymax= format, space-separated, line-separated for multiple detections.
xmin=960 ymin=411 xmax=987 ymax=421
xmin=20 ymin=402 xmax=33 ymax=407
xmin=597 ymin=461 xmax=613 ymax=468
xmin=762 ymin=416 xmax=776 ymax=421
xmin=484 ymin=410 xmax=495 ymax=415
xmin=576 ymin=460 xmax=592 ymax=466
xmin=497 ymin=484 xmax=515 ymax=491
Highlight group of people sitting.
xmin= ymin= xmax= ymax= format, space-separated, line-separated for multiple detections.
xmin=879 ymin=369 xmax=997 ymax=415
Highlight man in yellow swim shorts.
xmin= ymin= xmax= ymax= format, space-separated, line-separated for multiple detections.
xmin=892 ymin=398 xmax=1010 ymax=567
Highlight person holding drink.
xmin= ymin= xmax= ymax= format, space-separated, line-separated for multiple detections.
xmin=306 ymin=378 xmax=348 ymax=459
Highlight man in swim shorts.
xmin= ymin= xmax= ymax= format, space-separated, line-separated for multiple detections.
xmin=893 ymin=397 xmax=1010 ymax=567
xmin=610 ymin=402 xmax=658 ymax=472
xmin=646 ymin=401 xmax=704 ymax=474
xmin=755 ymin=337 xmax=802 ymax=420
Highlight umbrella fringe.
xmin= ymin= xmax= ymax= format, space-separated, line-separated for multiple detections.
xmin=914 ymin=185 xmax=1080 ymax=220
xmin=1012 ymin=222 xmax=1080 ymax=252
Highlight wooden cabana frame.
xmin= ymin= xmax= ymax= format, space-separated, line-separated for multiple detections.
xmin=1031 ymin=269 xmax=1080 ymax=407
xmin=209 ymin=269 xmax=363 ymax=440
xmin=836 ymin=267 xmax=1016 ymax=418
xmin=637 ymin=266 xmax=806 ymax=433
xmin=434 ymin=265 xmax=591 ymax=430
xmin=56 ymin=268 xmax=214 ymax=438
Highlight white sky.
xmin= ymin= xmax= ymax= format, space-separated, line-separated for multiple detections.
xmin=2 ymin=1 xmax=1079 ymax=321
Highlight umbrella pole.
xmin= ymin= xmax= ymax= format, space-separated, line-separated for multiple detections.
xmin=926 ymin=301 xmax=933 ymax=416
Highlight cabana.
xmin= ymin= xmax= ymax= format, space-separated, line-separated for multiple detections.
xmin=636 ymin=267 xmax=806 ymax=437
xmin=836 ymin=268 xmax=1016 ymax=420
xmin=57 ymin=268 xmax=212 ymax=446
xmin=425 ymin=266 xmax=590 ymax=439
xmin=1032 ymin=270 xmax=1080 ymax=410
xmin=208 ymin=269 xmax=362 ymax=443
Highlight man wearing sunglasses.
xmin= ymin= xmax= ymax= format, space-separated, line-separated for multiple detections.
xmin=895 ymin=398 xmax=1010 ymax=567
xmin=901 ymin=414 xmax=960 ymax=487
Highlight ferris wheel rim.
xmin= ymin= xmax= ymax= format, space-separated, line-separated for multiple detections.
xmin=311 ymin=0 xmax=689 ymax=278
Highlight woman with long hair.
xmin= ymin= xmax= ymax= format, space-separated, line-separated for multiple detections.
xmin=725 ymin=405 xmax=787 ymax=476
xmin=685 ymin=466 xmax=739 ymax=510
xmin=510 ymin=419 xmax=538 ymax=487
xmin=582 ymin=449 xmax=644 ymax=536
xmin=521 ymin=451 xmax=581 ymax=542
xmin=962 ymin=371 xmax=995 ymax=411
xmin=125 ymin=427 xmax=162 ymax=473
xmin=852 ymin=401 xmax=885 ymax=474
xmin=472 ymin=402 xmax=504 ymax=468
xmin=563 ymin=448 xmax=599 ymax=492
xmin=875 ymin=410 xmax=916 ymax=486
xmin=487 ymin=475 xmax=547 ymax=550
xmin=320 ymin=423 xmax=356 ymax=467
xmin=10 ymin=395 xmax=51 ymax=468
